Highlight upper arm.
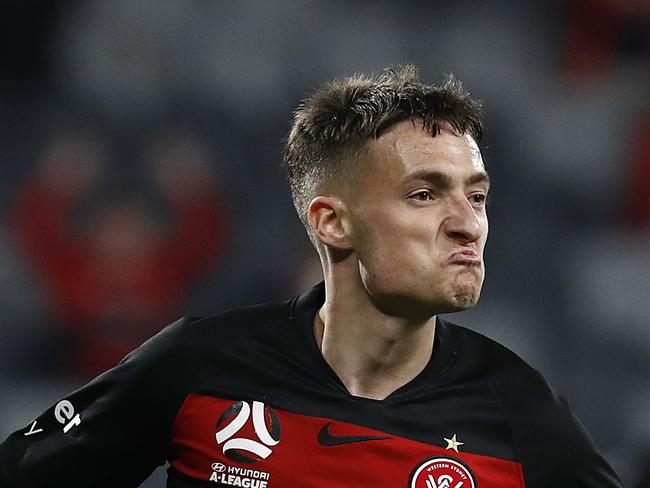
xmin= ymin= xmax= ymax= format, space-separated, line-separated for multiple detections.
xmin=0 ymin=318 xmax=192 ymax=488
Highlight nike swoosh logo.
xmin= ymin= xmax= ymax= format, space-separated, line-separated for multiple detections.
xmin=317 ymin=422 xmax=391 ymax=446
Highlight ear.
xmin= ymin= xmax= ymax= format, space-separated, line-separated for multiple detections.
xmin=307 ymin=196 xmax=353 ymax=250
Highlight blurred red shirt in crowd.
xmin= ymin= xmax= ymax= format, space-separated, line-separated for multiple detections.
xmin=11 ymin=130 xmax=229 ymax=378
xmin=628 ymin=112 xmax=650 ymax=227
xmin=560 ymin=0 xmax=650 ymax=83
xmin=560 ymin=0 xmax=650 ymax=228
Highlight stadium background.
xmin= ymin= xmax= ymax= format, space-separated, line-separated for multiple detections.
xmin=0 ymin=0 xmax=648 ymax=485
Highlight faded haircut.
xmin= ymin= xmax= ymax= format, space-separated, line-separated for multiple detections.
xmin=283 ymin=64 xmax=484 ymax=246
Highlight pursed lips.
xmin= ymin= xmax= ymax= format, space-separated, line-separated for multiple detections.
xmin=447 ymin=249 xmax=481 ymax=265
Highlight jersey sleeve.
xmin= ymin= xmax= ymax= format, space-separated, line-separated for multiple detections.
xmin=0 ymin=317 xmax=194 ymax=488
xmin=493 ymin=359 xmax=623 ymax=487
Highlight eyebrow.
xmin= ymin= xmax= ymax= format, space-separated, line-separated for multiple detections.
xmin=404 ymin=169 xmax=491 ymax=190
xmin=466 ymin=171 xmax=491 ymax=188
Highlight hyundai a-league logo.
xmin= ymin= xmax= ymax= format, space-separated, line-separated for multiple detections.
xmin=211 ymin=462 xmax=227 ymax=473
xmin=215 ymin=400 xmax=281 ymax=463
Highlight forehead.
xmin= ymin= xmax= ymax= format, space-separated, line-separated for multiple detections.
xmin=361 ymin=120 xmax=485 ymax=180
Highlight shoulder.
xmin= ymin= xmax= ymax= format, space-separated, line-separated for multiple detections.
xmin=443 ymin=318 xmax=566 ymax=418
xmin=132 ymin=298 xmax=292 ymax=358
xmin=113 ymin=297 xmax=294 ymax=391
xmin=443 ymin=320 xmax=621 ymax=485
xmin=442 ymin=318 xmax=543 ymax=387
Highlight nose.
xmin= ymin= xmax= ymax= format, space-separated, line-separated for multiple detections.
xmin=442 ymin=196 xmax=482 ymax=245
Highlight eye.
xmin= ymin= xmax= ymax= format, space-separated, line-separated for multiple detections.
xmin=470 ymin=193 xmax=487 ymax=207
xmin=409 ymin=190 xmax=434 ymax=202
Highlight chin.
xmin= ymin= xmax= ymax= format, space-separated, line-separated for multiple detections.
xmin=362 ymin=276 xmax=482 ymax=319
xmin=443 ymin=281 xmax=482 ymax=312
xmin=447 ymin=293 xmax=480 ymax=312
xmin=446 ymin=273 xmax=483 ymax=309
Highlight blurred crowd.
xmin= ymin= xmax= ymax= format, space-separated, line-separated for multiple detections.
xmin=0 ymin=0 xmax=648 ymax=485
xmin=10 ymin=128 xmax=227 ymax=376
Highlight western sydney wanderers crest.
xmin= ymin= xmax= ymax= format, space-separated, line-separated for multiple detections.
xmin=409 ymin=457 xmax=476 ymax=488
xmin=215 ymin=400 xmax=281 ymax=463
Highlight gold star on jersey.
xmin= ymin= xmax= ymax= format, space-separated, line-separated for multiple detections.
xmin=444 ymin=434 xmax=464 ymax=453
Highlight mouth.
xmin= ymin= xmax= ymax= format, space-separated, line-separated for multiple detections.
xmin=447 ymin=250 xmax=481 ymax=266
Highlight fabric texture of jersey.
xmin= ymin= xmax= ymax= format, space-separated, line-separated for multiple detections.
xmin=0 ymin=282 xmax=622 ymax=487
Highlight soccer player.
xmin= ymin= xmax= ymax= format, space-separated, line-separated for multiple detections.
xmin=0 ymin=65 xmax=622 ymax=487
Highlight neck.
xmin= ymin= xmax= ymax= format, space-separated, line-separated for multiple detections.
xmin=314 ymin=276 xmax=436 ymax=401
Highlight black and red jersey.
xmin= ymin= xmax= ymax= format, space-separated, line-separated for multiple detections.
xmin=0 ymin=282 xmax=622 ymax=487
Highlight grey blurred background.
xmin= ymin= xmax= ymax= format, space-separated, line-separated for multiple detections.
xmin=0 ymin=0 xmax=648 ymax=485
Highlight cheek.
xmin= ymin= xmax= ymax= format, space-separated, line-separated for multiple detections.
xmin=354 ymin=212 xmax=395 ymax=266
xmin=480 ymin=213 xmax=489 ymax=241
xmin=355 ymin=210 xmax=437 ymax=272
xmin=356 ymin=207 xmax=402 ymax=250
xmin=478 ymin=221 xmax=489 ymax=255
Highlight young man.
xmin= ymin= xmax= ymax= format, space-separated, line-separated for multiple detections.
xmin=0 ymin=66 xmax=622 ymax=487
